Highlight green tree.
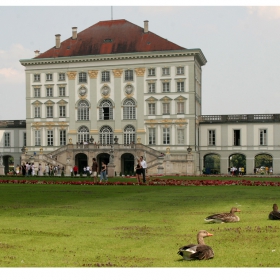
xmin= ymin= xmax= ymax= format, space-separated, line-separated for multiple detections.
xmin=229 ymin=154 xmax=246 ymax=168
xmin=255 ymin=154 xmax=272 ymax=168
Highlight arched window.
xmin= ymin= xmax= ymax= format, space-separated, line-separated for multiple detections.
xmin=78 ymin=126 xmax=89 ymax=143
xmin=99 ymin=100 xmax=113 ymax=120
xmin=78 ymin=100 xmax=89 ymax=120
xmin=100 ymin=126 xmax=113 ymax=145
xmin=124 ymin=125 xmax=135 ymax=145
xmin=123 ymin=99 xmax=136 ymax=119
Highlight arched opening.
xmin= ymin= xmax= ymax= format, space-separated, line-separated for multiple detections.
xmin=99 ymin=126 xmax=113 ymax=145
xmin=97 ymin=153 xmax=110 ymax=171
xmin=229 ymin=153 xmax=246 ymax=175
xmin=123 ymin=125 xmax=136 ymax=145
xmin=75 ymin=153 xmax=88 ymax=174
xmin=203 ymin=153 xmax=220 ymax=174
xmin=121 ymin=153 xmax=135 ymax=175
xmin=3 ymin=155 xmax=14 ymax=174
xmin=255 ymin=153 xmax=273 ymax=174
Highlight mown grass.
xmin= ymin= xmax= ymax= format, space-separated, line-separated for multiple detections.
xmin=0 ymin=176 xmax=280 ymax=267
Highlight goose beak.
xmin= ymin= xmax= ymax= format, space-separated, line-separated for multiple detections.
xmin=236 ymin=209 xmax=241 ymax=212
xmin=207 ymin=233 xmax=213 ymax=236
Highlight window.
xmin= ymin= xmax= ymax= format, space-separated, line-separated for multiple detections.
xmin=79 ymin=72 xmax=87 ymax=83
xmin=177 ymin=67 xmax=184 ymax=74
xmin=123 ymin=99 xmax=136 ymax=119
xmin=208 ymin=130 xmax=216 ymax=146
xmin=23 ymin=132 xmax=27 ymax=146
xmin=46 ymin=87 xmax=53 ymax=97
xmin=4 ymin=133 xmax=10 ymax=147
xmin=124 ymin=125 xmax=135 ymax=145
xmin=125 ymin=70 xmax=133 ymax=81
xmin=46 ymin=73 xmax=53 ymax=81
xmin=34 ymin=107 xmax=40 ymax=118
xmin=34 ymin=74 xmax=40 ymax=82
xmin=99 ymin=126 xmax=113 ymax=145
xmin=177 ymin=82 xmax=184 ymax=92
xmin=59 ymin=73 xmax=65 ymax=81
xmin=148 ymin=103 xmax=156 ymax=115
xmin=102 ymin=71 xmax=110 ymax=82
xmin=34 ymin=88 xmax=40 ymax=97
xmin=177 ymin=129 xmax=184 ymax=144
xmin=177 ymin=102 xmax=184 ymax=114
xmin=59 ymin=87 xmax=66 ymax=96
xmin=260 ymin=129 xmax=267 ymax=145
xmin=59 ymin=106 xmax=66 ymax=117
xmin=99 ymin=100 xmax=113 ymax=120
xmin=163 ymin=128 xmax=170 ymax=144
xmin=78 ymin=100 xmax=89 ymax=120
xmin=149 ymin=128 xmax=156 ymax=145
xmin=234 ymin=130 xmax=241 ymax=146
xmin=60 ymin=130 xmax=66 ymax=146
xmin=148 ymin=68 xmax=156 ymax=76
xmin=35 ymin=130 xmax=41 ymax=146
xmin=162 ymin=68 xmax=170 ymax=75
xmin=47 ymin=130 xmax=53 ymax=146
xmin=46 ymin=106 xmax=53 ymax=118
xmin=163 ymin=103 xmax=170 ymax=115
xmin=163 ymin=82 xmax=170 ymax=92
xmin=148 ymin=83 xmax=155 ymax=93
xmin=78 ymin=126 xmax=90 ymax=143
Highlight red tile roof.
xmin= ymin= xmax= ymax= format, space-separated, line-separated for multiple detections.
xmin=35 ymin=19 xmax=185 ymax=59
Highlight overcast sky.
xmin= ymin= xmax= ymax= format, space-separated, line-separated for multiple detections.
xmin=1 ymin=2 xmax=280 ymax=120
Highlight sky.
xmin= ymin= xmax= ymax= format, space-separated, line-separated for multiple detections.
xmin=1 ymin=2 xmax=280 ymax=120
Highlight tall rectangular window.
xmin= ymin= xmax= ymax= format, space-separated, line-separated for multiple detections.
xmin=148 ymin=68 xmax=155 ymax=76
xmin=148 ymin=103 xmax=156 ymax=115
xmin=260 ymin=129 xmax=267 ymax=145
xmin=47 ymin=130 xmax=53 ymax=146
xmin=208 ymin=130 xmax=216 ymax=146
xmin=163 ymin=103 xmax=170 ymax=114
xmin=177 ymin=81 xmax=184 ymax=92
xmin=46 ymin=87 xmax=53 ymax=97
xmin=34 ymin=74 xmax=40 ymax=82
xmin=46 ymin=73 xmax=53 ymax=81
xmin=59 ymin=106 xmax=66 ymax=117
xmin=23 ymin=132 xmax=26 ymax=146
xmin=163 ymin=128 xmax=170 ymax=144
xmin=35 ymin=130 xmax=41 ymax=146
xmin=79 ymin=72 xmax=87 ymax=83
xmin=34 ymin=88 xmax=40 ymax=97
xmin=46 ymin=106 xmax=53 ymax=118
xmin=163 ymin=82 xmax=170 ymax=92
xmin=148 ymin=83 xmax=155 ymax=93
xmin=59 ymin=73 xmax=65 ymax=81
xmin=177 ymin=129 xmax=184 ymax=144
xmin=177 ymin=102 xmax=184 ymax=114
xmin=176 ymin=67 xmax=184 ymax=74
xmin=34 ymin=107 xmax=40 ymax=118
xmin=125 ymin=70 xmax=133 ymax=81
xmin=4 ymin=133 xmax=10 ymax=147
xmin=162 ymin=67 xmax=170 ymax=75
xmin=60 ymin=130 xmax=66 ymax=146
xmin=149 ymin=128 xmax=156 ymax=145
xmin=102 ymin=71 xmax=110 ymax=82
xmin=59 ymin=87 xmax=65 ymax=96
xmin=233 ymin=130 xmax=241 ymax=146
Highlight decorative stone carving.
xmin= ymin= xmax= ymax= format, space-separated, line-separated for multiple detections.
xmin=67 ymin=71 xmax=77 ymax=80
xmin=79 ymin=86 xmax=87 ymax=97
xmin=112 ymin=69 xmax=123 ymax=77
xmin=88 ymin=70 xmax=98 ymax=79
xmin=101 ymin=85 xmax=110 ymax=97
xmin=135 ymin=68 xmax=145 ymax=76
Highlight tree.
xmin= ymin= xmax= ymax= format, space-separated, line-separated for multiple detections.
xmin=255 ymin=154 xmax=272 ymax=168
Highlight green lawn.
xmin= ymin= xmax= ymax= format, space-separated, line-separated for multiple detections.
xmin=0 ymin=176 xmax=280 ymax=267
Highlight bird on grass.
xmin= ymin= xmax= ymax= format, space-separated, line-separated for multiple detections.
xmin=269 ymin=204 xmax=280 ymax=220
xmin=204 ymin=207 xmax=241 ymax=223
xmin=177 ymin=230 xmax=214 ymax=260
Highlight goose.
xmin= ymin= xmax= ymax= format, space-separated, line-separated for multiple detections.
xmin=269 ymin=204 xmax=280 ymax=220
xmin=177 ymin=230 xmax=214 ymax=260
xmin=204 ymin=207 xmax=241 ymax=223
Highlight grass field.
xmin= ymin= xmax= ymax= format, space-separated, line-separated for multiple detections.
xmin=0 ymin=175 xmax=280 ymax=268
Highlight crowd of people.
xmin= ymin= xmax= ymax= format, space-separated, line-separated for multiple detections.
xmin=19 ymin=162 xmax=65 ymax=176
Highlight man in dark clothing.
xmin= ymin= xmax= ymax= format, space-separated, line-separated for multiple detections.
xmin=92 ymin=158 xmax=99 ymax=183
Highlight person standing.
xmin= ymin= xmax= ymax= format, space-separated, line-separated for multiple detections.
xmin=140 ymin=156 xmax=147 ymax=183
xmin=73 ymin=165 xmax=78 ymax=176
xmin=135 ymin=159 xmax=142 ymax=184
xmin=91 ymin=158 xmax=99 ymax=183
xmin=99 ymin=161 xmax=108 ymax=182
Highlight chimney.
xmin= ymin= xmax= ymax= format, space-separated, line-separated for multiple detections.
xmin=72 ymin=27 xmax=77 ymax=39
xmin=34 ymin=50 xmax=40 ymax=57
xmin=144 ymin=20 xmax=149 ymax=33
xmin=55 ymin=34 xmax=61 ymax=48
